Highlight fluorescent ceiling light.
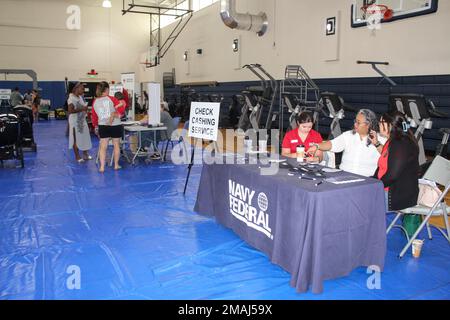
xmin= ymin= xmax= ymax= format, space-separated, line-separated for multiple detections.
xmin=102 ymin=0 xmax=112 ymax=8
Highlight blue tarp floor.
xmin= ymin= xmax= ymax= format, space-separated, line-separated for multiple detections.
xmin=0 ymin=120 xmax=449 ymax=300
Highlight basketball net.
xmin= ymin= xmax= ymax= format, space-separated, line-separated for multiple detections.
xmin=362 ymin=4 xmax=390 ymax=31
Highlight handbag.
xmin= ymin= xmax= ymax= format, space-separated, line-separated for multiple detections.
xmin=417 ymin=179 xmax=442 ymax=208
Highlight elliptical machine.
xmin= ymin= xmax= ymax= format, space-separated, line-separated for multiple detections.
xmin=237 ymin=64 xmax=278 ymax=132
xmin=318 ymin=92 xmax=358 ymax=139
xmin=389 ymin=93 xmax=449 ymax=170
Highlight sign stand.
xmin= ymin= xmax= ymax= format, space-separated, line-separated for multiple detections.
xmin=183 ymin=138 xmax=220 ymax=195
xmin=183 ymin=102 xmax=221 ymax=196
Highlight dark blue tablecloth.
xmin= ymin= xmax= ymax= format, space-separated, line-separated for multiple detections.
xmin=194 ymin=158 xmax=387 ymax=294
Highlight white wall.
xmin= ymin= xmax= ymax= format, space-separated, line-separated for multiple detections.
xmin=0 ymin=0 xmax=149 ymax=82
xmin=149 ymin=0 xmax=450 ymax=84
xmin=1 ymin=0 xmax=449 ymax=84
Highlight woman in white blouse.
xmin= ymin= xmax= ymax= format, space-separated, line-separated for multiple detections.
xmin=67 ymin=82 xmax=92 ymax=163
xmin=307 ymin=109 xmax=386 ymax=177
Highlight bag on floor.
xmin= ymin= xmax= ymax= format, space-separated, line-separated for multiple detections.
xmin=402 ymin=215 xmax=422 ymax=238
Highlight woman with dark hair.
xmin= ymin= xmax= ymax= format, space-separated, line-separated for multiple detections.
xmin=371 ymin=111 xmax=419 ymax=211
xmin=91 ymin=81 xmax=124 ymax=173
xmin=281 ymin=111 xmax=323 ymax=162
xmin=67 ymin=82 xmax=92 ymax=162
xmin=31 ymin=89 xmax=41 ymax=121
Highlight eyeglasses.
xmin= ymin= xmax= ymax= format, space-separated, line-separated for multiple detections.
xmin=354 ymin=120 xmax=368 ymax=126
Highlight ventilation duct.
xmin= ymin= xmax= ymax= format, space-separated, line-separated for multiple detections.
xmin=220 ymin=0 xmax=268 ymax=37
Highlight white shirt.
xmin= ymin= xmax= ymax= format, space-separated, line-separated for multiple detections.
xmin=330 ymin=130 xmax=387 ymax=177
xmin=93 ymin=96 xmax=121 ymax=126
xmin=67 ymin=93 xmax=87 ymax=126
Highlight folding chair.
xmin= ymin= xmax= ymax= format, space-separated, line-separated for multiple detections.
xmin=386 ymin=155 xmax=450 ymax=258
xmin=163 ymin=118 xmax=188 ymax=161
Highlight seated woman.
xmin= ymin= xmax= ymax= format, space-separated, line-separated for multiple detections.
xmin=281 ymin=111 xmax=323 ymax=162
xmin=372 ymin=111 xmax=419 ymax=211
xmin=307 ymin=109 xmax=386 ymax=177
xmin=138 ymin=103 xmax=175 ymax=160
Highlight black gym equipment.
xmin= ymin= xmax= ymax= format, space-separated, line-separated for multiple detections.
xmin=13 ymin=105 xmax=37 ymax=152
xmin=357 ymin=60 xmax=397 ymax=86
xmin=319 ymin=92 xmax=358 ymax=139
xmin=0 ymin=113 xmax=24 ymax=168
xmin=228 ymin=94 xmax=245 ymax=129
xmin=279 ymin=65 xmax=321 ymax=135
xmin=389 ymin=93 xmax=449 ymax=168
xmin=435 ymin=128 xmax=449 ymax=160
xmin=237 ymin=64 xmax=278 ymax=132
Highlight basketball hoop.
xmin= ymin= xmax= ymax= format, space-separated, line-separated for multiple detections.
xmin=361 ymin=4 xmax=394 ymax=20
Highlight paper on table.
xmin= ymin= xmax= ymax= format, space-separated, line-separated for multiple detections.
xmin=325 ymin=175 xmax=365 ymax=184
xmin=322 ymin=167 xmax=342 ymax=173
xmin=121 ymin=120 xmax=140 ymax=126
xmin=268 ymin=159 xmax=287 ymax=163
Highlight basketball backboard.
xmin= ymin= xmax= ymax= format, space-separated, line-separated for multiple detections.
xmin=351 ymin=0 xmax=439 ymax=28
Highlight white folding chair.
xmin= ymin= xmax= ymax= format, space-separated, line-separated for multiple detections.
xmin=386 ymin=155 xmax=450 ymax=258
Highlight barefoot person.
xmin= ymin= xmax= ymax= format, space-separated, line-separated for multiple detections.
xmin=91 ymin=82 xmax=125 ymax=172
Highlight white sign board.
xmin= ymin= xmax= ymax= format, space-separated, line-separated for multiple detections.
xmin=121 ymin=73 xmax=136 ymax=120
xmin=109 ymin=84 xmax=123 ymax=96
xmin=188 ymin=102 xmax=220 ymax=141
xmin=147 ymin=82 xmax=161 ymax=126
xmin=0 ymin=89 xmax=11 ymax=100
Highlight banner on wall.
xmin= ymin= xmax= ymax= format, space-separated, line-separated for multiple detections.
xmin=0 ymin=89 xmax=12 ymax=100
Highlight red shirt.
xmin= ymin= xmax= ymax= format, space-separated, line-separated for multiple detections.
xmin=377 ymin=141 xmax=390 ymax=191
xmin=122 ymin=89 xmax=129 ymax=108
xmin=91 ymin=96 xmax=122 ymax=128
xmin=282 ymin=129 xmax=323 ymax=154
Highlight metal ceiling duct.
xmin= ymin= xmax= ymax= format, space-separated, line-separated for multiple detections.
xmin=220 ymin=0 xmax=268 ymax=37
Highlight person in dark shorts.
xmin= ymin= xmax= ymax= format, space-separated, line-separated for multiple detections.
xmin=91 ymin=81 xmax=125 ymax=173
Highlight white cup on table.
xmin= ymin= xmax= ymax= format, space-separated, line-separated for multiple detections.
xmin=296 ymin=146 xmax=305 ymax=162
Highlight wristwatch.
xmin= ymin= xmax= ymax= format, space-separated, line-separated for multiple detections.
xmin=374 ymin=142 xmax=381 ymax=148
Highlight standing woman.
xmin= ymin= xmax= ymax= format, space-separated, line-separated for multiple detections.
xmin=91 ymin=81 xmax=124 ymax=173
xmin=68 ymin=83 xmax=92 ymax=162
xmin=31 ymin=89 xmax=41 ymax=121
xmin=371 ymin=111 xmax=419 ymax=211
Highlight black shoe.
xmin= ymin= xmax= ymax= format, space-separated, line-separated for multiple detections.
xmin=150 ymin=153 xmax=161 ymax=160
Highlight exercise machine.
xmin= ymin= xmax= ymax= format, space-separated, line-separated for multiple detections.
xmin=357 ymin=60 xmax=397 ymax=86
xmin=389 ymin=93 xmax=448 ymax=166
xmin=237 ymin=64 xmax=278 ymax=132
xmin=280 ymin=65 xmax=321 ymax=133
xmin=319 ymin=92 xmax=358 ymax=139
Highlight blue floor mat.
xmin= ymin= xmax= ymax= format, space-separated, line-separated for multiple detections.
xmin=0 ymin=120 xmax=449 ymax=300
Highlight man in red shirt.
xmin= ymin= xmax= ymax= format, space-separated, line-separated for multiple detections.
xmin=281 ymin=111 xmax=323 ymax=162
